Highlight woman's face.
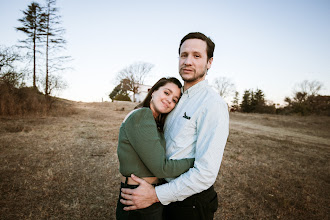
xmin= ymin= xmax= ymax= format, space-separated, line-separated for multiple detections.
xmin=150 ymin=82 xmax=181 ymax=118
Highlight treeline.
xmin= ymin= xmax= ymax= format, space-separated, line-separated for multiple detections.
xmin=109 ymin=72 xmax=329 ymax=116
xmin=0 ymin=0 xmax=70 ymax=116
xmin=231 ymin=80 xmax=329 ymax=116
xmin=279 ymin=92 xmax=330 ymax=116
xmin=232 ymin=89 xmax=276 ymax=114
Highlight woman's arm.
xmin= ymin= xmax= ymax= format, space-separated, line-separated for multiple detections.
xmin=124 ymin=108 xmax=194 ymax=178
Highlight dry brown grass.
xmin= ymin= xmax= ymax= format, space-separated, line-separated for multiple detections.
xmin=1 ymin=101 xmax=329 ymax=219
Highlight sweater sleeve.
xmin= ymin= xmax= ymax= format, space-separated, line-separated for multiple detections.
xmin=124 ymin=108 xmax=194 ymax=178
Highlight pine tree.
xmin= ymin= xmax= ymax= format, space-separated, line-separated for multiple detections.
xmin=109 ymin=84 xmax=122 ymax=101
xmin=231 ymin=91 xmax=240 ymax=111
xmin=241 ymin=90 xmax=252 ymax=113
xmin=253 ymin=89 xmax=265 ymax=112
xmin=16 ymin=2 xmax=45 ymax=88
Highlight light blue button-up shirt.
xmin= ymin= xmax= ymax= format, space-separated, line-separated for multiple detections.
xmin=155 ymin=80 xmax=229 ymax=205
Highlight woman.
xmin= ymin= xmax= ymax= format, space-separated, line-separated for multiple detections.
xmin=116 ymin=77 xmax=194 ymax=220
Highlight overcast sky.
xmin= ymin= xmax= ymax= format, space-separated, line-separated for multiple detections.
xmin=1 ymin=0 xmax=329 ymax=104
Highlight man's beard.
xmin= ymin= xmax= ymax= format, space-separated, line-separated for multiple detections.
xmin=180 ymin=67 xmax=208 ymax=83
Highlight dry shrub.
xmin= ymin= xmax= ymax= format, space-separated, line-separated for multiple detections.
xmin=0 ymin=84 xmax=77 ymax=116
xmin=0 ymin=84 xmax=16 ymax=115
xmin=48 ymin=98 xmax=78 ymax=117
xmin=0 ymin=84 xmax=45 ymax=115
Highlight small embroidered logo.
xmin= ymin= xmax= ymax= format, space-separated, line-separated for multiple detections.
xmin=183 ymin=112 xmax=191 ymax=120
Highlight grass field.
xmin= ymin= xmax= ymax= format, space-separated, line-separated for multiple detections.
xmin=0 ymin=101 xmax=329 ymax=219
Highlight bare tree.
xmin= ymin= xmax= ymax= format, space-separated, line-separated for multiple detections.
xmin=41 ymin=74 xmax=67 ymax=96
xmin=42 ymin=0 xmax=69 ymax=96
xmin=0 ymin=46 xmax=21 ymax=73
xmin=213 ymin=77 xmax=235 ymax=98
xmin=0 ymin=46 xmax=25 ymax=88
xmin=116 ymin=62 xmax=154 ymax=102
xmin=283 ymin=80 xmax=326 ymax=115
xmin=294 ymin=80 xmax=324 ymax=97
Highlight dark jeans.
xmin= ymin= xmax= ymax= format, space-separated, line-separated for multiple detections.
xmin=163 ymin=185 xmax=218 ymax=220
xmin=116 ymin=183 xmax=163 ymax=220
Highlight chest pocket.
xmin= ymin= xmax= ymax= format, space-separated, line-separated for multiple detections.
xmin=168 ymin=114 xmax=196 ymax=148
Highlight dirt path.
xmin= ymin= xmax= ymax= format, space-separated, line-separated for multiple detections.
xmin=230 ymin=120 xmax=330 ymax=146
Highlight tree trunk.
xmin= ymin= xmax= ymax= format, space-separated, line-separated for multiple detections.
xmin=45 ymin=5 xmax=50 ymax=96
xmin=33 ymin=22 xmax=37 ymax=88
xmin=45 ymin=33 xmax=49 ymax=96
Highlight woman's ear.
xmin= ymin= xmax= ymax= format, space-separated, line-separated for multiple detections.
xmin=151 ymin=92 xmax=154 ymax=100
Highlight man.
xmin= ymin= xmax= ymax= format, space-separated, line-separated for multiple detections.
xmin=120 ymin=32 xmax=229 ymax=219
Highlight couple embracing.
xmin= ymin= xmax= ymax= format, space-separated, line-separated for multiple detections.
xmin=116 ymin=32 xmax=229 ymax=220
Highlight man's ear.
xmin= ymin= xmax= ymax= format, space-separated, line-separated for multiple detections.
xmin=207 ymin=57 xmax=213 ymax=70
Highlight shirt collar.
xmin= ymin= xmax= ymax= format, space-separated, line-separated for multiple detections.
xmin=182 ymin=80 xmax=208 ymax=97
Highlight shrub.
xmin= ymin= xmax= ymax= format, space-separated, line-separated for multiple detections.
xmin=114 ymin=93 xmax=131 ymax=101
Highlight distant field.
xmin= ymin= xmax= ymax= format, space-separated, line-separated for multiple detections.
xmin=0 ymin=101 xmax=329 ymax=219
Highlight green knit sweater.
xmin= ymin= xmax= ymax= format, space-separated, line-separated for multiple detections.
xmin=117 ymin=108 xmax=194 ymax=178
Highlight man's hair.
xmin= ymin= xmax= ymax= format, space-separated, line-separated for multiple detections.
xmin=135 ymin=77 xmax=182 ymax=131
xmin=178 ymin=32 xmax=215 ymax=60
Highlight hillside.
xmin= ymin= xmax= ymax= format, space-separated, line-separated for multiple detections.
xmin=0 ymin=101 xmax=329 ymax=219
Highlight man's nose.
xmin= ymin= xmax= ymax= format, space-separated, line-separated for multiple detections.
xmin=184 ymin=55 xmax=192 ymax=65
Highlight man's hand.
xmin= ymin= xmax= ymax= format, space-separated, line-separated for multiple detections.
xmin=120 ymin=174 xmax=159 ymax=211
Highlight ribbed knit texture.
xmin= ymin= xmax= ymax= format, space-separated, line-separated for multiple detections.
xmin=117 ymin=108 xmax=194 ymax=178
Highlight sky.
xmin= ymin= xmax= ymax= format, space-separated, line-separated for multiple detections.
xmin=1 ymin=0 xmax=329 ymax=105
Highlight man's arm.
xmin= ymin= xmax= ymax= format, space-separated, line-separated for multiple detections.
xmin=156 ymin=99 xmax=229 ymax=205
xmin=121 ymin=97 xmax=229 ymax=209
xmin=121 ymin=100 xmax=229 ymax=208
xmin=120 ymin=174 xmax=158 ymax=210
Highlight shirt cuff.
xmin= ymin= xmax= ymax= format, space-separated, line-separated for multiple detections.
xmin=155 ymin=184 xmax=176 ymax=205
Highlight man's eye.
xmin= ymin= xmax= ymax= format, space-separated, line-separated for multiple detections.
xmin=180 ymin=54 xmax=187 ymax=58
xmin=195 ymin=55 xmax=200 ymax=58
xmin=173 ymin=99 xmax=178 ymax=104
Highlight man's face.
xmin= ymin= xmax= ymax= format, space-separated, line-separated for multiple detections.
xmin=179 ymin=39 xmax=213 ymax=85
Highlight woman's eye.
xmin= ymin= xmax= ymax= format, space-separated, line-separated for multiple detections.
xmin=173 ymin=99 xmax=178 ymax=104
xmin=164 ymin=91 xmax=169 ymax=95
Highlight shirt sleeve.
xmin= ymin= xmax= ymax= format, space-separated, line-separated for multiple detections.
xmin=124 ymin=108 xmax=194 ymax=178
xmin=155 ymin=100 xmax=229 ymax=205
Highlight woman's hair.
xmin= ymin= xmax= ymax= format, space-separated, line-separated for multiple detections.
xmin=135 ymin=77 xmax=182 ymax=131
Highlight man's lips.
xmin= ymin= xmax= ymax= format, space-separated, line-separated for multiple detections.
xmin=181 ymin=68 xmax=194 ymax=73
